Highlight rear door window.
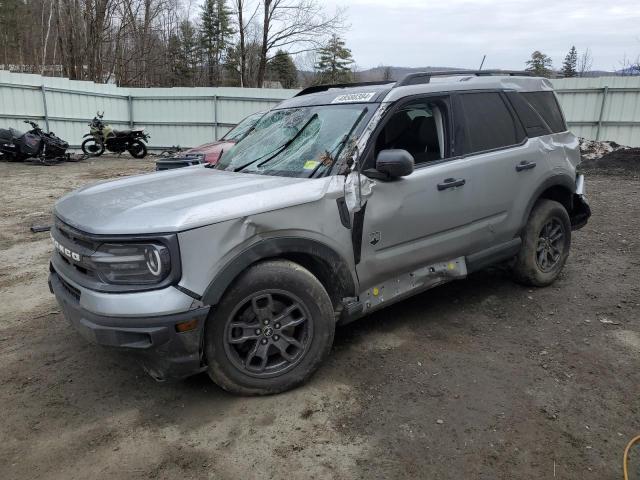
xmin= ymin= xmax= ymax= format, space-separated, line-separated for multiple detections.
xmin=521 ymin=91 xmax=567 ymax=133
xmin=459 ymin=92 xmax=524 ymax=154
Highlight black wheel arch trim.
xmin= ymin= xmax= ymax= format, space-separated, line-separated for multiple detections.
xmin=201 ymin=237 xmax=358 ymax=306
xmin=520 ymin=174 xmax=576 ymax=232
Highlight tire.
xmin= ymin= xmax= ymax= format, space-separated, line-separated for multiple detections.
xmin=81 ymin=138 xmax=105 ymax=157
xmin=513 ymin=199 xmax=571 ymax=287
xmin=128 ymin=140 xmax=147 ymax=158
xmin=205 ymin=259 xmax=335 ymax=395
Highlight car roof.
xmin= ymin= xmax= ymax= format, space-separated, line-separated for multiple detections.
xmin=276 ymin=71 xmax=555 ymax=109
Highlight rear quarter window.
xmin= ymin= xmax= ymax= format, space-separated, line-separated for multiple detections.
xmin=459 ymin=92 xmax=525 ymax=154
xmin=505 ymin=91 xmax=551 ymax=138
xmin=521 ymin=91 xmax=567 ymax=134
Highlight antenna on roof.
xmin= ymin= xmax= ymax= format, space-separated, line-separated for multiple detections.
xmin=479 ymin=55 xmax=486 ymax=71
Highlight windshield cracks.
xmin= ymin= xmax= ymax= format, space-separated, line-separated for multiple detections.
xmin=214 ymin=104 xmax=371 ymax=178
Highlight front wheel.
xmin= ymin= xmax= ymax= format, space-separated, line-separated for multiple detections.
xmin=81 ymin=138 xmax=105 ymax=156
xmin=513 ymin=199 xmax=572 ymax=287
xmin=128 ymin=140 xmax=147 ymax=158
xmin=205 ymin=260 xmax=335 ymax=395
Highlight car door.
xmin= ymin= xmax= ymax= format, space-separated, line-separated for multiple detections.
xmin=355 ymin=95 xmax=488 ymax=292
xmin=454 ymin=91 xmax=554 ymax=250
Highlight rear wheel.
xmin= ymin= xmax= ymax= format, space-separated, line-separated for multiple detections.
xmin=513 ymin=199 xmax=571 ymax=287
xmin=205 ymin=260 xmax=335 ymax=395
xmin=128 ymin=140 xmax=147 ymax=158
xmin=81 ymin=138 xmax=105 ymax=157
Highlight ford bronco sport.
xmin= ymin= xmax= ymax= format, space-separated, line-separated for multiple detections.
xmin=49 ymin=70 xmax=591 ymax=395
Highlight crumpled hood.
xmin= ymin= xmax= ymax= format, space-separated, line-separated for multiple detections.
xmin=54 ymin=166 xmax=330 ymax=235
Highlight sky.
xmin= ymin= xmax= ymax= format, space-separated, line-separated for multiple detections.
xmin=321 ymin=0 xmax=640 ymax=71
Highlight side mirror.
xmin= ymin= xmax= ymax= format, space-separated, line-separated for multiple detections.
xmin=375 ymin=149 xmax=414 ymax=179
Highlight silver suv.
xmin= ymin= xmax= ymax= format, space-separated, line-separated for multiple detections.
xmin=49 ymin=71 xmax=590 ymax=395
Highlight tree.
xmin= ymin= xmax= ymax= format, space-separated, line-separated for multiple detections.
xmin=578 ymin=48 xmax=593 ymax=77
xmin=268 ymin=49 xmax=297 ymax=88
xmin=256 ymin=0 xmax=345 ymax=87
xmin=525 ymin=50 xmax=553 ymax=78
xmin=200 ymin=0 xmax=234 ymax=86
xmin=314 ymin=34 xmax=353 ymax=83
xmin=562 ymin=46 xmax=578 ymax=78
xmin=174 ymin=19 xmax=200 ymax=86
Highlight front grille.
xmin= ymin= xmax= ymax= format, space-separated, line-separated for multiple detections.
xmin=57 ymin=272 xmax=81 ymax=301
xmin=52 ymin=218 xmax=100 ymax=282
xmin=55 ymin=219 xmax=97 ymax=250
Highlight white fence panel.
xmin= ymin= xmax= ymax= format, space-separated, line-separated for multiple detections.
xmin=0 ymin=71 xmax=295 ymax=150
xmin=552 ymin=76 xmax=640 ymax=146
xmin=2 ymin=70 xmax=640 ymax=148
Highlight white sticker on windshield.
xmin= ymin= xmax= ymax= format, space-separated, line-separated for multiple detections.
xmin=331 ymin=92 xmax=376 ymax=104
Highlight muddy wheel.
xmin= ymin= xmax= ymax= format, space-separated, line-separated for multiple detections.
xmin=128 ymin=140 xmax=147 ymax=158
xmin=205 ymin=260 xmax=335 ymax=395
xmin=513 ymin=199 xmax=571 ymax=287
xmin=81 ymin=138 xmax=104 ymax=157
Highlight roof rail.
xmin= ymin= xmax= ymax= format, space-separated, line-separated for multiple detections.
xmin=396 ymin=70 xmax=531 ymax=87
xmin=294 ymin=80 xmax=395 ymax=97
xmin=293 ymin=70 xmax=531 ymax=97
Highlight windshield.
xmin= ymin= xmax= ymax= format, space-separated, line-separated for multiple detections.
xmin=215 ymin=104 xmax=371 ymax=178
xmin=221 ymin=111 xmax=264 ymax=142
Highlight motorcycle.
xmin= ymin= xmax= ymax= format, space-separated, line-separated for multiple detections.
xmin=0 ymin=120 xmax=69 ymax=164
xmin=82 ymin=112 xmax=149 ymax=158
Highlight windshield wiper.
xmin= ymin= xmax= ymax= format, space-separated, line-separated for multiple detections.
xmin=233 ymin=113 xmax=318 ymax=173
xmin=307 ymin=108 xmax=368 ymax=178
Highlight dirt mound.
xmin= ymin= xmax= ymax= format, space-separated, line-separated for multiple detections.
xmin=579 ymin=138 xmax=628 ymax=160
xmin=580 ymin=147 xmax=640 ymax=175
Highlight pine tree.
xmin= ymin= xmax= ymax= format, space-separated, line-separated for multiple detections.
xmin=562 ymin=46 xmax=578 ymax=78
xmin=268 ymin=50 xmax=298 ymax=88
xmin=176 ymin=20 xmax=199 ymax=86
xmin=200 ymin=0 xmax=234 ymax=86
xmin=525 ymin=51 xmax=554 ymax=78
xmin=315 ymin=35 xmax=354 ymax=84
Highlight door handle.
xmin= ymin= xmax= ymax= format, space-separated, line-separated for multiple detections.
xmin=516 ymin=161 xmax=537 ymax=172
xmin=437 ymin=177 xmax=466 ymax=191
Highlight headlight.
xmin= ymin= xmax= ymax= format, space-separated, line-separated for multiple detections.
xmin=89 ymin=243 xmax=171 ymax=285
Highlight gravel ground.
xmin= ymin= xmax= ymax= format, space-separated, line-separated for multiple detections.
xmin=0 ymin=156 xmax=638 ymax=479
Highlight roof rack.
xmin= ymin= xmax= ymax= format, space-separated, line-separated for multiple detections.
xmin=293 ymin=70 xmax=531 ymax=97
xmin=396 ymin=70 xmax=531 ymax=86
xmin=294 ymin=80 xmax=395 ymax=97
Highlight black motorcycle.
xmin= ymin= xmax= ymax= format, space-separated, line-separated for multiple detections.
xmin=81 ymin=112 xmax=149 ymax=158
xmin=0 ymin=120 xmax=69 ymax=163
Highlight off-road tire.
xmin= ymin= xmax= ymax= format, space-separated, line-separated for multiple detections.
xmin=513 ymin=199 xmax=571 ymax=287
xmin=81 ymin=138 xmax=105 ymax=157
xmin=128 ymin=140 xmax=147 ymax=158
xmin=205 ymin=259 xmax=335 ymax=395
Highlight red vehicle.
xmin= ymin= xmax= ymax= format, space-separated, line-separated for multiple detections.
xmin=155 ymin=111 xmax=265 ymax=170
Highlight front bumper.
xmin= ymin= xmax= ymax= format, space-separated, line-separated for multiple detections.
xmin=49 ymin=271 xmax=210 ymax=380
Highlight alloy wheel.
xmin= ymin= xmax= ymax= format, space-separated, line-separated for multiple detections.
xmin=535 ymin=217 xmax=565 ymax=272
xmin=223 ymin=290 xmax=313 ymax=378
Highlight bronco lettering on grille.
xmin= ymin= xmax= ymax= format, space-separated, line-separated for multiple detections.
xmin=52 ymin=237 xmax=81 ymax=262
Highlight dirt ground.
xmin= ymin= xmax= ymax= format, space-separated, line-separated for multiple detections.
xmin=0 ymin=155 xmax=638 ymax=480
